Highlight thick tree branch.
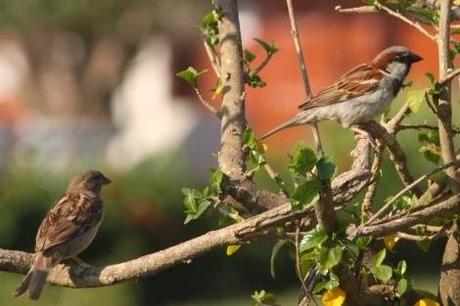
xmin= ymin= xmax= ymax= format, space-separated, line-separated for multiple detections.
xmin=213 ymin=0 xmax=284 ymax=213
xmin=437 ymin=1 xmax=460 ymax=303
xmin=216 ymin=0 xmax=247 ymax=179
xmin=437 ymin=0 xmax=460 ymax=193
xmin=0 ymin=166 xmax=373 ymax=288
xmin=0 ymin=203 xmax=295 ymax=287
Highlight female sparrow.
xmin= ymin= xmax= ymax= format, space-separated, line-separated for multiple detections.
xmin=13 ymin=170 xmax=111 ymax=300
xmin=262 ymin=46 xmax=423 ymax=139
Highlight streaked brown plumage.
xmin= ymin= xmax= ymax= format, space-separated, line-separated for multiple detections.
xmin=262 ymin=46 xmax=423 ymax=140
xmin=13 ymin=170 xmax=111 ymax=300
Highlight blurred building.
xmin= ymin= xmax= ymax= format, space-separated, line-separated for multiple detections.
xmin=0 ymin=0 xmax=449 ymax=174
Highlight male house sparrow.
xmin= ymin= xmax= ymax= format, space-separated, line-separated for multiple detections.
xmin=262 ymin=46 xmax=422 ymax=139
xmin=13 ymin=170 xmax=111 ymax=300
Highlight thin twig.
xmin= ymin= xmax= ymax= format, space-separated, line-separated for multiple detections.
xmin=285 ymin=0 xmax=324 ymax=157
xmin=193 ymin=87 xmax=221 ymax=118
xmin=376 ymin=3 xmax=437 ymax=41
xmin=362 ymin=143 xmax=384 ymax=218
xmin=397 ymin=123 xmax=460 ymax=134
xmin=413 ymin=224 xmax=444 ymax=232
xmin=285 ymin=0 xmax=335 ymax=234
xmin=203 ymin=41 xmax=221 ymax=78
xmin=286 ymin=1 xmax=312 ymax=98
xmin=334 ymin=5 xmax=377 ymax=14
xmin=385 ymin=103 xmax=411 ymax=133
xmin=348 ymin=193 xmax=460 ymax=239
xmin=263 ymin=164 xmax=290 ymax=197
xmin=295 ymin=224 xmax=310 ymax=297
xmin=253 ymin=53 xmax=274 ymax=75
xmin=335 ymin=4 xmax=436 ymax=41
xmin=366 ymin=159 xmax=460 ymax=225
xmin=425 ymin=91 xmax=439 ymax=116
xmin=396 ymin=230 xmax=447 ymax=241
xmin=438 ymin=68 xmax=460 ymax=85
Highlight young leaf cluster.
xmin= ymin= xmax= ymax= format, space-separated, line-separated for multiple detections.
xmin=244 ymin=38 xmax=279 ymax=87
xmin=288 ymin=145 xmax=335 ymax=210
xmin=182 ymin=168 xmax=227 ymax=224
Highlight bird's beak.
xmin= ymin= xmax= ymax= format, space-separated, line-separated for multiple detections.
xmin=102 ymin=175 xmax=111 ymax=185
xmin=410 ymin=52 xmax=423 ymax=63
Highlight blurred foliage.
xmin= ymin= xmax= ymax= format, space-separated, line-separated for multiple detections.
xmin=0 ymin=152 xmax=299 ymax=305
xmin=0 ymin=0 xmax=208 ymax=39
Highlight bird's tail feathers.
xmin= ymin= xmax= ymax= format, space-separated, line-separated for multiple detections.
xmin=261 ymin=114 xmax=307 ymax=140
xmin=13 ymin=253 xmax=52 ymax=300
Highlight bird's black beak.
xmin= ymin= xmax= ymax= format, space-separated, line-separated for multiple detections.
xmin=410 ymin=52 xmax=423 ymax=63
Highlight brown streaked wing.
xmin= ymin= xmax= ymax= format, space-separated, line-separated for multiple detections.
xmin=298 ymin=64 xmax=383 ymax=110
xmin=35 ymin=193 xmax=103 ymax=252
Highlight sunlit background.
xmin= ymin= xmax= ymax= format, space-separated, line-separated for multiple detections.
xmin=0 ymin=0 xmax=458 ymax=305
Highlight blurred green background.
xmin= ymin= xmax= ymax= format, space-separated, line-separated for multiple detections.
xmin=0 ymin=0 xmax=457 ymax=305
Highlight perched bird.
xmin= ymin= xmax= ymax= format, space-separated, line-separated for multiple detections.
xmin=13 ymin=170 xmax=111 ymax=300
xmin=262 ymin=46 xmax=423 ymax=140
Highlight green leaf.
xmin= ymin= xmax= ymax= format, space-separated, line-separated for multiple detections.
xmin=209 ymin=168 xmax=225 ymax=195
xmin=288 ymin=145 xmax=317 ymax=176
xmin=251 ymin=290 xmax=278 ymax=306
xmin=420 ymin=146 xmax=441 ymax=164
xmin=270 ymin=240 xmax=287 ymax=278
xmin=226 ymin=244 xmax=241 ymax=256
xmin=244 ymin=49 xmax=256 ymax=64
xmin=319 ymin=246 xmax=343 ymax=272
xmin=250 ymin=149 xmax=266 ymax=166
xmin=407 ymin=89 xmax=425 ymax=113
xmin=356 ymin=236 xmax=372 ymax=250
xmin=425 ymin=72 xmax=436 ymax=86
xmin=394 ymin=195 xmax=417 ymax=211
xmin=454 ymin=42 xmax=460 ymax=54
xmin=371 ymin=264 xmax=393 ymax=283
xmin=372 ymin=249 xmax=386 ymax=268
xmin=176 ymin=67 xmax=207 ymax=87
xmin=291 ymin=180 xmax=320 ymax=210
xmin=396 ymin=278 xmax=408 ymax=297
xmin=246 ymin=72 xmax=266 ymax=88
xmin=299 ymin=250 xmax=318 ymax=276
xmin=362 ymin=0 xmax=377 ymax=5
xmin=182 ymin=188 xmax=211 ymax=224
xmin=407 ymin=6 xmax=439 ymax=25
xmin=243 ymin=128 xmax=257 ymax=148
xmin=243 ymin=128 xmax=266 ymax=167
xmin=418 ymin=131 xmax=441 ymax=164
xmin=300 ymin=227 xmax=328 ymax=252
xmin=253 ymin=38 xmax=279 ymax=56
xmin=186 ymin=199 xmax=211 ymax=224
xmin=313 ymin=272 xmax=340 ymax=294
xmin=316 ymin=157 xmax=336 ymax=181
xmin=200 ymin=10 xmax=220 ymax=46
xmin=418 ymin=131 xmax=440 ymax=145
xmin=396 ymin=260 xmax=407 ymax=276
